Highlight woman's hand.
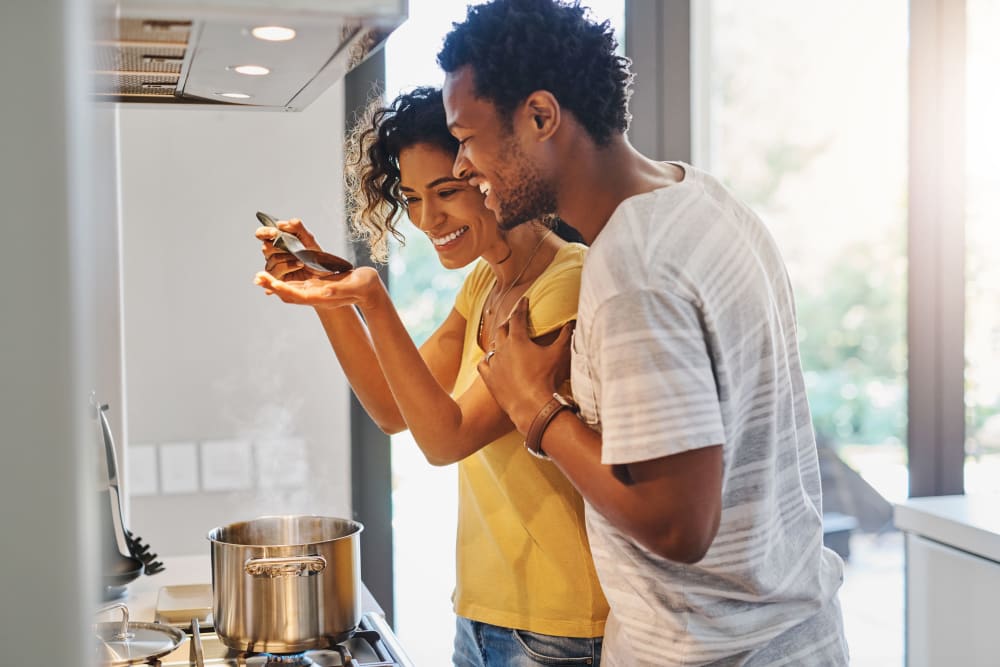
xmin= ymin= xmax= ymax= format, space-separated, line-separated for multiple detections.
xmin=255 ymin=265 xmax=385 ymax=312
xmin=255 ymin=217 xmax=321 ymax=282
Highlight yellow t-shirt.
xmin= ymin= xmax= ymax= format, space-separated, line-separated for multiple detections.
xmin=451 ymin=242 xmax=608 ymax=638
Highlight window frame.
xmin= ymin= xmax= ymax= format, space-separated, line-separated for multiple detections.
xmin=345 ymin=49 xmax=396 ymax=626
xmin=907 ymin=0 xmax=966 ymax=497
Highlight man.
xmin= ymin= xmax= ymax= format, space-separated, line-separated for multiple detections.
xmin=438 ymin=1 xmax=849 ymax=665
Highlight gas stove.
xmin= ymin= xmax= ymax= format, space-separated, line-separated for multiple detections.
xmin=156 ymin=612 xmax=413 ymax=667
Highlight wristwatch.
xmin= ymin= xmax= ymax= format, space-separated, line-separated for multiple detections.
xmin=524 ymin=392 xmax=580 ymax=460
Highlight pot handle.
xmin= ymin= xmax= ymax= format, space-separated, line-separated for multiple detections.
xmin=96 ymin=602 xmax=134 ymax=641
xmin=244 ymin=555 xmax=327 ymax=578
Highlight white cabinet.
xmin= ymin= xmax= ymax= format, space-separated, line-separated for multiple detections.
xmin=895 ymin=495 xmax=1000 ymax=667
xmin=904 ymin=532 xmax=1000 ymax=666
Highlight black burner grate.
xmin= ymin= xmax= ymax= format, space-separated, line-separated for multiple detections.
xmin=152 ymin=612 xmax=407 ymax=666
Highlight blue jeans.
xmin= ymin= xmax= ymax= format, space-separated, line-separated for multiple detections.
xmin=453 ymin=616 xmax=602 ymax=666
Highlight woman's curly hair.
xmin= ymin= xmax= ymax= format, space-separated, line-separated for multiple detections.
xmin=345 ymin=86 xmax=458 ymax=263
xmin=437 ymin=0 xmax=633 ymax=146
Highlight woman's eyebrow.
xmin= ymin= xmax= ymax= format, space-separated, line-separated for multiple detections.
xmin=425 ymin=176 xmax=464 ymax=189
xmin=400 ymin=176 xmax=464 ymax=193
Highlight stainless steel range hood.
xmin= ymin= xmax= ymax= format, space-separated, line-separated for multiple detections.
xmin=96 ymin=0 xmax=406 ymax=110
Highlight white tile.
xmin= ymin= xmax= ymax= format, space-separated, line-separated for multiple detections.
xmin=159 ymin=441 xmax=199 ymax=494
xmin=200 ymin=439 xmax=252 ymax=492
xmin=128 ymin=443 xmax=159 ymax=496
xmin=253 ymin=437 xmax=308 ymax=489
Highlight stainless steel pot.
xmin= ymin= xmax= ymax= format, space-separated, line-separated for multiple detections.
xmin=207 ymin=515 xmax=363 ymax=653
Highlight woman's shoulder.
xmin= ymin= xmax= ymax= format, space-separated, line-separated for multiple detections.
xmin=460 ymin=258 xmax=496 ymax=296
xmin=529 ymin=243 xmax=588 ymax=302
xmin=524 ymin=243 xmax=586 ymax=336
xmin=540 ymin=242 xmax=588 ymax=280
xmin=557 ymin=241 xmax=588 ymax=261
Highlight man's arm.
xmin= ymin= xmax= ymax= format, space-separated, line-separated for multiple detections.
xmin=539 ymin=413 xmax=721 ymax=563
xmin=479 ymin=297 xmax=723 ymax=563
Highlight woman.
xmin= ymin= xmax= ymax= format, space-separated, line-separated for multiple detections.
xmin=254 ymin=87 xmax=607 ymax=666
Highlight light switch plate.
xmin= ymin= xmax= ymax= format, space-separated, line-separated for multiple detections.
xmin=129 ymin=443 xmax=159 ymax=496
xmin=159 ymin=441 xmax=199 ymax=494
xmin=200 ymin=439 xmax=253 ymax=492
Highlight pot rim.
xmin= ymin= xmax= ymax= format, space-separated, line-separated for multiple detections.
xmin=206 ymin=514 xmax=363 ymax=548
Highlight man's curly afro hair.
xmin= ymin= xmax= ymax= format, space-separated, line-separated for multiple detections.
xmin=437 ymin=0 xmax=633 ymax=146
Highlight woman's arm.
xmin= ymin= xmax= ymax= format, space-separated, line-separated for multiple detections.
xmin=257 ymin=268 xmax=518 ymax=464
xmin=312 ymin=288 xmax=468 ymax=434
xmin=256 ymin=221 xmax=462 ymax=435
xmin=257 ymin=222 xmax=516 ymax=465
xmin=313 ymin=303 xmax=405 ymax=433
xmin=359 ymin=286 xmax=518 ymax=464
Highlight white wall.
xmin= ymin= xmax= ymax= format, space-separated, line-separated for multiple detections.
xmin=118 ymin=83 xmax=354 ymax=556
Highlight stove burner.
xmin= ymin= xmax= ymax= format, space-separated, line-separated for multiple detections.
xmin=241 ymin=653 xmax=316 ymax=667
xmin=236 ymin=644 xmax=354 ymax=667
xmin=156 ymin=612 xmax=411 ymax=666
xmin=245 ymin=654 xmax=316 ymax=667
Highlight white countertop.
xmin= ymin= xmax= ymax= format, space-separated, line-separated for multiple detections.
xmin=894 ymin=493 xmax=1000 ymax=563
xmin=102 ymin=554 xmax=212 ymax=622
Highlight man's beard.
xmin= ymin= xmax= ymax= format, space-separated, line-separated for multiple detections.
xmin=493 ymin=145 xmax=557 ymax=230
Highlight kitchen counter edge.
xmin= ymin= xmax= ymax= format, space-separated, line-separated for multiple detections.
xmin=893 ymin=493 xmax=1000 ymax=563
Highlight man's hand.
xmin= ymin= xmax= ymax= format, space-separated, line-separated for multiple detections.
xmin=477 ymin=296 xmax=574 ymax=433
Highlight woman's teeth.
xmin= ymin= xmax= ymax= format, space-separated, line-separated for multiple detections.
xmin=431 ymin=226 xmax=469 ymax=246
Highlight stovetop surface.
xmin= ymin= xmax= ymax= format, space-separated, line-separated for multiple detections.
xmin=155 ymin=613 xmax=405 ymax=667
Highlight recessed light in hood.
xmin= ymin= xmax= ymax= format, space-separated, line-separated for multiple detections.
xmin=231 ymin=65 xmax=270 ymax=76
xmin=252 ymin=26 xmax=297 ymax=42
xmin=95 ymin=0 xmax=406 ymax=110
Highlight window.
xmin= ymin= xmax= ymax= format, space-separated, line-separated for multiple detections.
xmin=695 ymin=3 xmax=909 ymax=663
xmin=964 ymin=0 xmax=1000 ymax=495
xmin=697 ymin=0 xmax=910 ymax=501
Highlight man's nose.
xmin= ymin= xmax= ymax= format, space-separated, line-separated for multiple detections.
xmin=452 ymin=148 xmax=471 ymax=180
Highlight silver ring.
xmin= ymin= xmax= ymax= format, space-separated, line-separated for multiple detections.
xmin=484 ymin=350 xmax=496 ymax=363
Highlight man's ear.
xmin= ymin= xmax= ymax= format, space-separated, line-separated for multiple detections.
xmin=522 ymin=90 xmax=561 ymax=141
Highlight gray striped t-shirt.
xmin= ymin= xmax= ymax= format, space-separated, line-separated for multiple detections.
xmin=571 ymin=163 xmax=848 ymax=666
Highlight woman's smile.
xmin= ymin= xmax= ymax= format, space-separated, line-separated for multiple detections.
xmin=430 ymin=225 xmax=470 ymax=251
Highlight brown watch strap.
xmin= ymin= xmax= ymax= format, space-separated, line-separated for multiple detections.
xmin=525 ymin=393 xmax=579 ymax=460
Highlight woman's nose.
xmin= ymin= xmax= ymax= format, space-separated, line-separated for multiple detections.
xmin=418 ymin=200 xmax=441 ymax=231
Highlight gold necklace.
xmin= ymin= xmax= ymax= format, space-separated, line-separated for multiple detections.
xmin=479 ymin=229 xmax=553 ymax=346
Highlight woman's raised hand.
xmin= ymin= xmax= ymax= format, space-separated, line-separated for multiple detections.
xmin=255 ymin=265 xmax=382 ymax=311
xmin=255 ymin=217 xmax=321 ymax=282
